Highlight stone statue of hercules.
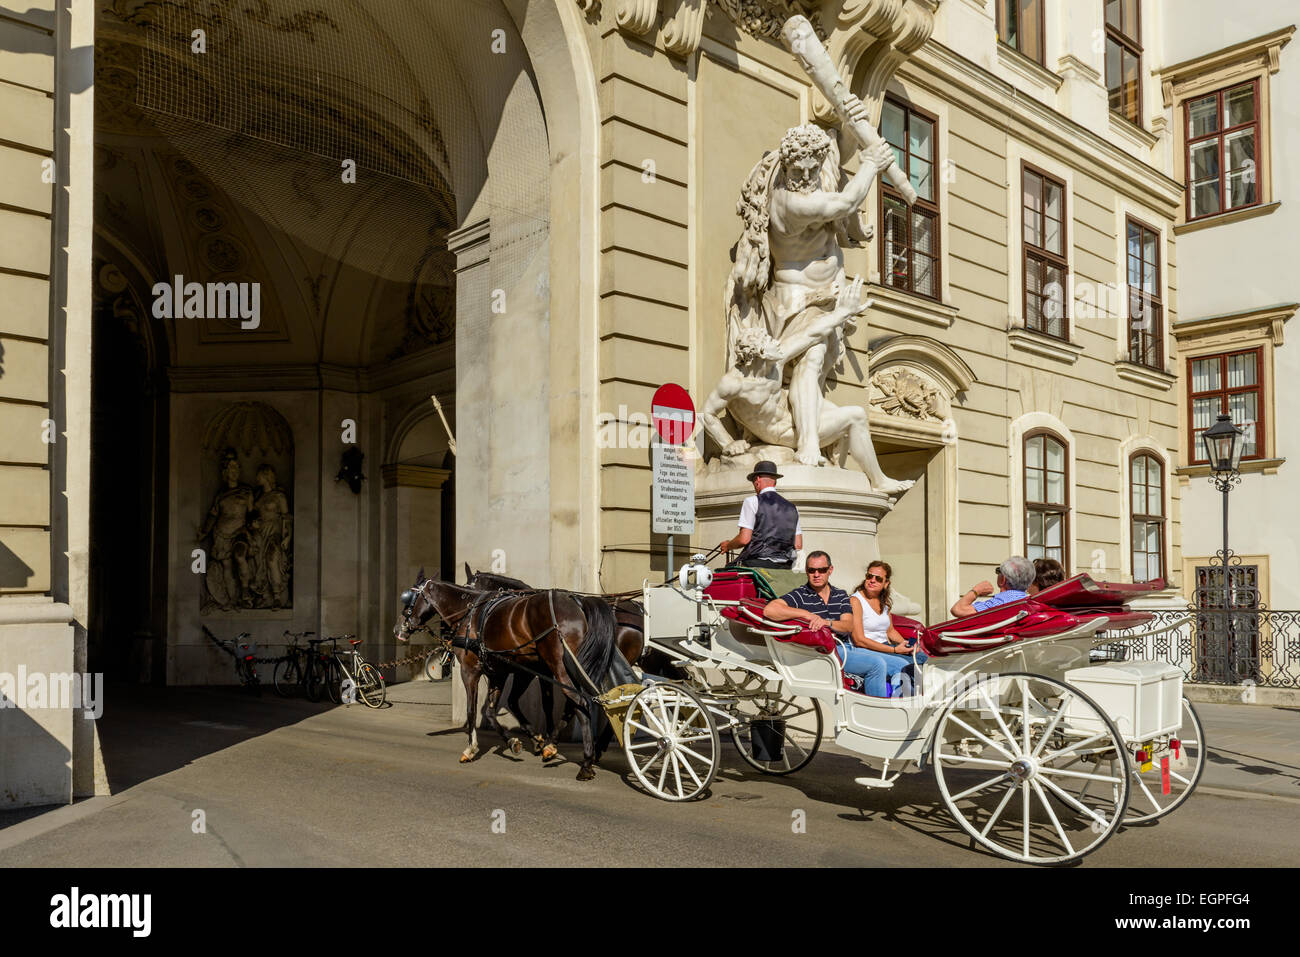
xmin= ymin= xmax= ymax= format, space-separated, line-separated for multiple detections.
xmin=701 ymin=278 xmax=912 ymax=494
xmin=771 ymin=97 xmax=895 ymax=466
xmin=708 ymin=93 xmax=915 ymax=495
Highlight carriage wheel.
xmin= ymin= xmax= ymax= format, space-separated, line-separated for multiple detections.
xmin=1123 ymin=698 xmax=1205 ymax=824
xmin=623 ymin=683 xmax=720 ymax=801
xmin=730 ymin=683 xmax=823 ymax=775
xmin=933 ymin=673 xmax=1129 ymax=865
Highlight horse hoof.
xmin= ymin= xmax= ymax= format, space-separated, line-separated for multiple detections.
xmin=459 ymin=748 xmax=477 ymax=763
xmin=576 ymin=766 xmax=596 ymax=782
xmin=542 ymin=744 xmax=558 ymax=761
xmin=509 ymin=738 xmax=523 ymax=755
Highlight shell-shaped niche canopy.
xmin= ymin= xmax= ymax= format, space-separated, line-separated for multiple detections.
xmin=201 ymin=401 xmax=294 ymax=458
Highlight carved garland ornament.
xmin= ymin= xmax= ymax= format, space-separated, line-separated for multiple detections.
xmin=870 ymin=369 xmax=949 ymax=421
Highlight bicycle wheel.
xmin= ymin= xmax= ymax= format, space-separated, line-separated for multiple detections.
xmin=357 ymin=663 xmax=386 ymax=708
xmin=423 ymin=651 xmax=441 ymax=682
xmin=305 ymin=656 xmax=328 ymax=702
xmin=273 ymin=656 xmax=302 ymax=697
xmin=325 ymin=657 xmax=343 ymax=704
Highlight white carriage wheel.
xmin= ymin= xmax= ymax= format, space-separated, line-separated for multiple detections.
xmin=932 ymin=673 xmax=1130 ymax=866
xmin=730 ymin=682 xmax=823 ymax=776
xmin=1123 ymin=697 xmax=1206 ymax=824
xmin=623 ymin=683 xmax=720 ymax=802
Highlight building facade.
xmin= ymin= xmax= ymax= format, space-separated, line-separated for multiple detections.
xmin=2 ymin=0 xmax=1247 ymax=806
xmin=1159 ymin=6 xmax=1296 ymax=615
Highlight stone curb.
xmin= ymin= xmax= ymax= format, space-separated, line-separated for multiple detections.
xmin=1184 ymin=684 xmax=1300 ymax=707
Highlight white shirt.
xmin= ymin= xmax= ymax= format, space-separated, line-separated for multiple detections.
xmin=851 ymin=592 xmax=891 ymax=644
xmin=737 ymin=487 xmax=803 ymax=535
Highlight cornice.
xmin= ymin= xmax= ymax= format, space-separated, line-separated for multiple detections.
xmin=381 ymin=465 xmax=451 ymax=490
xmin=1115 ymin=361 xmax=1176 ymax=390
xmin=1007 ymin=328 xmax=1085 ymax=365
xmin=166 ymin=346 xmax=457 ymax=395
xmin=996 ymin=41 xmax=1064 ymax=92
xmin=910 ymin=40 xmax=1184 ymax=212
xmin=1157 ymin=25 xmax=1295 ymax=107
xmin=1172 ymin=201 xmax=1281 ymax=235
xmin=1172 ymin=302 xmax=1296 ymax=347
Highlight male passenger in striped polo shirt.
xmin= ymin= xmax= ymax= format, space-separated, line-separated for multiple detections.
xmin=762 ymin=550 xmax=853 ymax=635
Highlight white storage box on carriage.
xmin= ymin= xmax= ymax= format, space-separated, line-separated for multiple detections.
xmin=1062 ymin=661 xmax=1183 ymax=741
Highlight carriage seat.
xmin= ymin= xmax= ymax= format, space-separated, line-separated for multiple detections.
xmin=913 ymin=574 xmax=1161 ymax=657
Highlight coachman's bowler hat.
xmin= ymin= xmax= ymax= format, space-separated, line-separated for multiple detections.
xmin=746 ymin=460 xmax=783 ymax=481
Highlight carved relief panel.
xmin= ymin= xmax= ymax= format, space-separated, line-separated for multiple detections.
xmin=198 ymin=402 xmax=295 ymax=613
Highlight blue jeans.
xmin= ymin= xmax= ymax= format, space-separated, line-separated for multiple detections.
xmin=837 ymin=641 xmax=927 ymax=698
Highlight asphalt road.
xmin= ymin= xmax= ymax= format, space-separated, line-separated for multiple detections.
xmin=1 ymin=683 xmax=1296 ymax=868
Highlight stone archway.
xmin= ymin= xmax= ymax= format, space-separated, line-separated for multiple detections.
xmin=86 ymin=0 xmax=594 ymax=682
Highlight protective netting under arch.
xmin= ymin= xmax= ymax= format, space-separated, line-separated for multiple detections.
xmin=103 ymin=0 xmax=549 ymax=350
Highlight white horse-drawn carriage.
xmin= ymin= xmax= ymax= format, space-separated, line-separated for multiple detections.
xmin=603 ymin=561 xmax=1203 ymax=865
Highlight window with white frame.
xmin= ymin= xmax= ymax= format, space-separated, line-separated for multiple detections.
xmin=1129 ymin=452 xmax=1165 ymax=583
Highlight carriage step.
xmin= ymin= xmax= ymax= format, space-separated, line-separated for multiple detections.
xmin=854 ymin=776 xmax=896 ymax=789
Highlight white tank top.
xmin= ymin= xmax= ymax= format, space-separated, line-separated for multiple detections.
xmin=852 ymin=592 xmax=891 ymax=644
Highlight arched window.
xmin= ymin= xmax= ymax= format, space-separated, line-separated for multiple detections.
xmin=1130 ymin=452 xmax=1165 ymax=583
xmin=1024 ymin=430 xmax=1069 ymax=567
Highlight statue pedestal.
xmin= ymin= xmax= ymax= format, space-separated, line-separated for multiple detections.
xmin=696 ymin=465 xmax=922 ymax=615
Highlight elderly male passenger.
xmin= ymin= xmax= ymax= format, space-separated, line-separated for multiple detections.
xmin=949 ymin=555 xmax=1036 ymax=618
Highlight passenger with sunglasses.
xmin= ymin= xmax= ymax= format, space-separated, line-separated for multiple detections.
xmin=840 ymin=561 xmax=924 ymax=697
xmin=763 ymin=550 xmax=853 ymax=636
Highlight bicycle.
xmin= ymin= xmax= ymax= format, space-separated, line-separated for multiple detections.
xmin=304 ymin=637 xmax=334 ymax=703
xmin=322 ymin=635 xmax=386 ymax=708
xmin=273 ymin=630 xmax=316 ymax=697
xmin=221 ymin=631 xmax=260 ymax=696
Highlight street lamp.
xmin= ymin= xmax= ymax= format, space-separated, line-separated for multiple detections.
xmin=1201 ymin=413 xmax=1243 ymax=603
xmin=1200 ymin=413 xmax=1244 ymax=680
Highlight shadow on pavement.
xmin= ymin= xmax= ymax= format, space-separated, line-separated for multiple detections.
xmin=93 ymin=682 xmax=339 ymax=795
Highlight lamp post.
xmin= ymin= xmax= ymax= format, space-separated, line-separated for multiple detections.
xmin=1201 ymin=412 xmax=1244 ymax=585
xmin=1201 ymin=413 xmax=1244 ymax=681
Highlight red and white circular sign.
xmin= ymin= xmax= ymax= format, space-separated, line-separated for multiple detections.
xmin=651 ymin=383 xmax=695 ymax=446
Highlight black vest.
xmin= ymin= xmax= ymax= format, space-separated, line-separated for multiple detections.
xmin=737 ymin=491 xmax=799 ymax=567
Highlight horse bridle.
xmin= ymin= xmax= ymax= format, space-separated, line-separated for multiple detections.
xmin=398 ymin=579 xmax=474 ymax=649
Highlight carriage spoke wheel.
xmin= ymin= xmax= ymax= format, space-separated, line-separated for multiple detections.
xmin=1122 ymin=697 xmax=1205 ymax=824
xmin=730 ymin=681 xmax=823 ymax=775
xmin=623 ymin=683 xmax=720 ymax=801
xmin=933 ymin=673 xmax=1129 ymax=865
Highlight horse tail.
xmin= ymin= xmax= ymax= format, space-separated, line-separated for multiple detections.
xmin=572 ymin=594 xmax=624 ymax=691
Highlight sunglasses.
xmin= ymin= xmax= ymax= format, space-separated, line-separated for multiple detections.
xmin=807 ymin=566 xmax=831 ymax=574
xmin=865 ymin=573 xmax=887 ymax=583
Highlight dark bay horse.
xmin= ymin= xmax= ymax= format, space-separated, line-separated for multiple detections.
xmin=464 ymin=565 xmax=645 ymax=759
xmin=394 ymin=569 xmax=621 ymax=780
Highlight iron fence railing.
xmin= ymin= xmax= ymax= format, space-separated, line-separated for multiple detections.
xmin=1095 ymin=608 xmax=1300 ymax=689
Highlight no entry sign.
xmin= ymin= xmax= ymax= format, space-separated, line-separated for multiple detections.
xmin=651 ymin=383 xmax=695 ymax=446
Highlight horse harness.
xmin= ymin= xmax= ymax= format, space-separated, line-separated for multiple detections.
xmin=412 ymin=582 xmax=602 ymax=698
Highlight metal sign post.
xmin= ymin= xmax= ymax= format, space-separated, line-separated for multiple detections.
xmin=651 ymin=383 xmax=696 ymax=577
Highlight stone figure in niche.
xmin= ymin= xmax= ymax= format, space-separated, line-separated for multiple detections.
xmin=199 ymin=450 xmax=255 ymax=611
xmin=248 ymin=465 xmax=292 ymax=609
xmin=199 ymin=450 xmax=293 ymax=612
xmin=707 ymin=102 xmax=914 ymax=495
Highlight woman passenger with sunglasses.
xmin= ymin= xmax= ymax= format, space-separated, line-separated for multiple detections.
xmin=840 ymin=561 xmax=925 ymax=697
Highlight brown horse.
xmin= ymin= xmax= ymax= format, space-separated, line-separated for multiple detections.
xmin=464 ymin=565 xmax=645 ymax=759
xmin=394 ymin=569 xmax=622 ymax=780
